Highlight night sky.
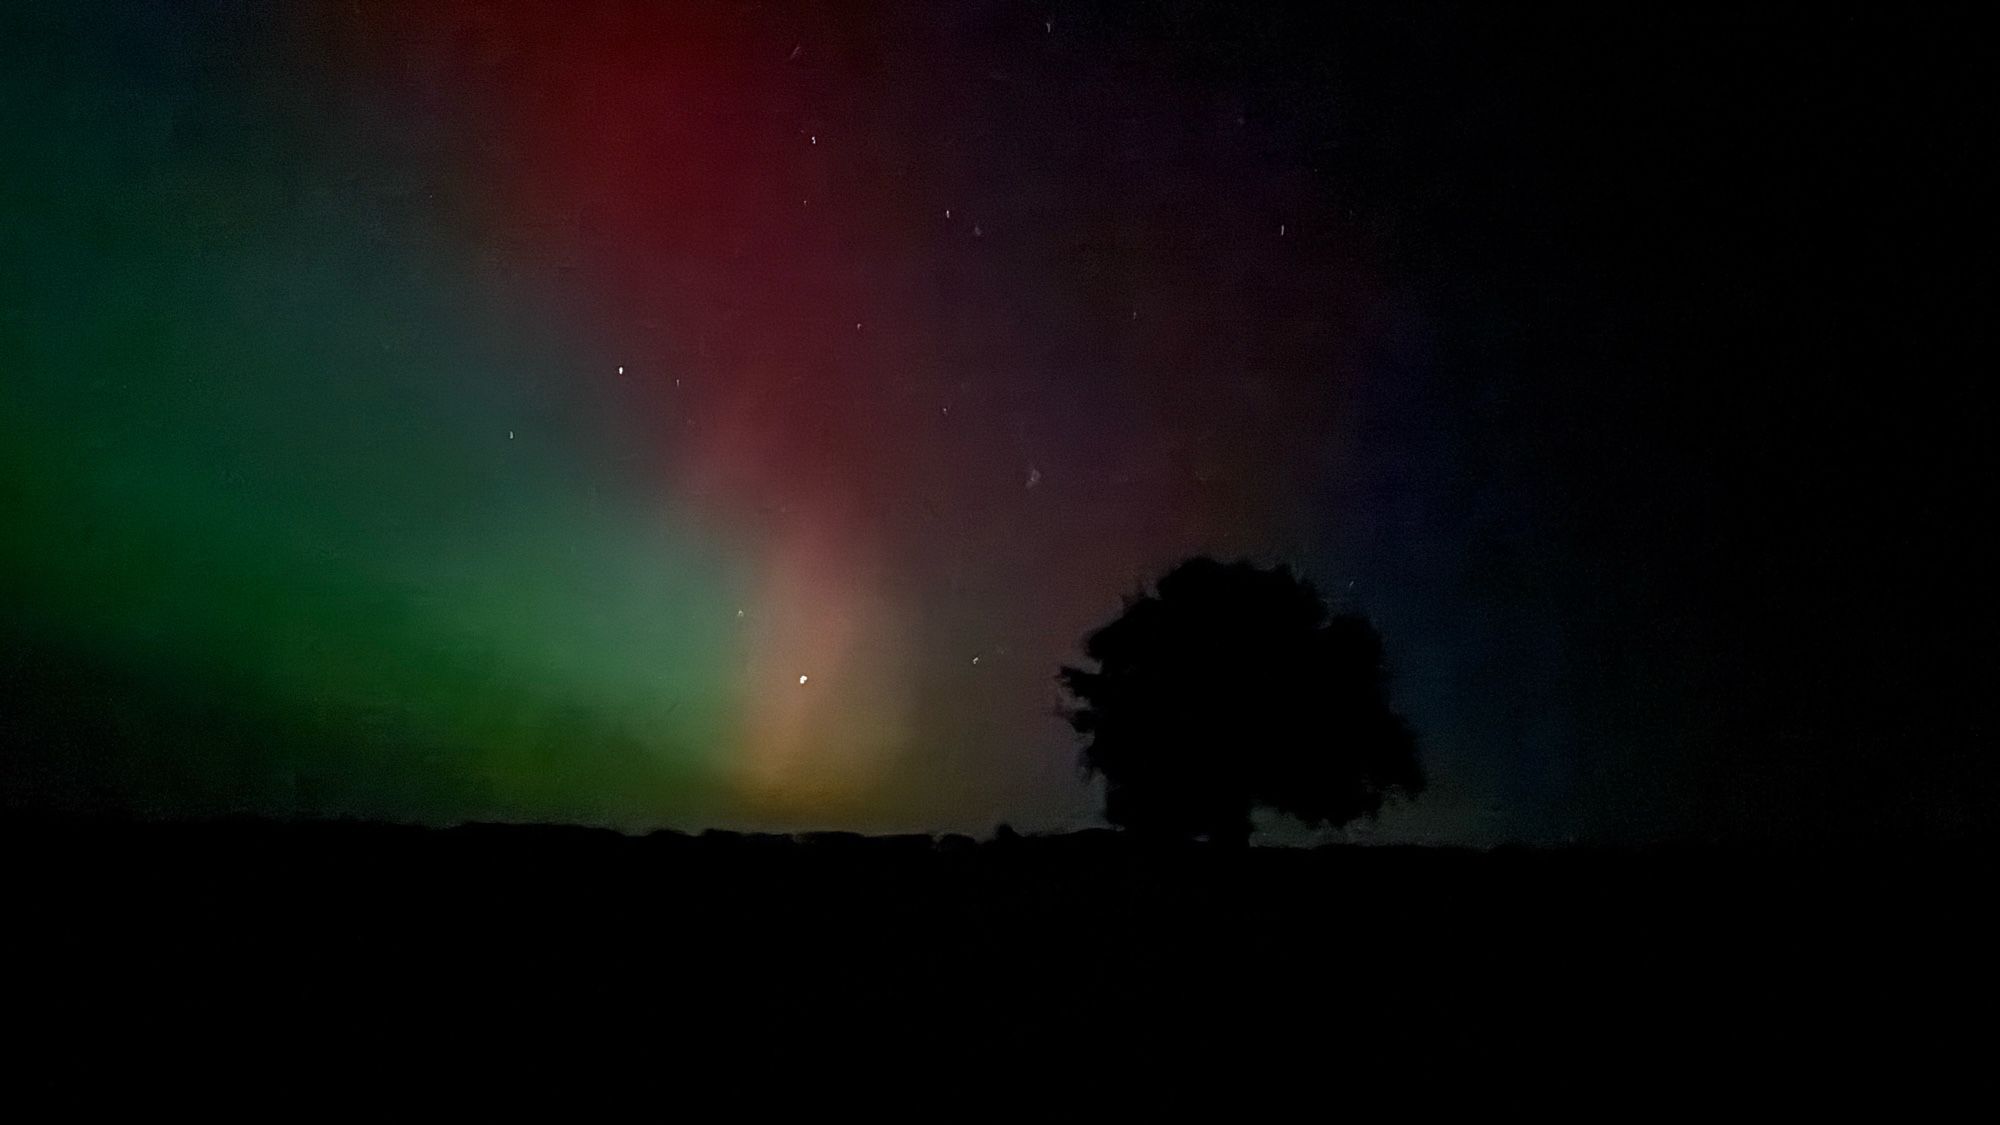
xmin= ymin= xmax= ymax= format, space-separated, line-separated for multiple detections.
xmin=3 ymin=3 xmax=1987 ymax=842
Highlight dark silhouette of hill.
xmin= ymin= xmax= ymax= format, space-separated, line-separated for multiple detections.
xmin=3 ymin=817 xmax=1988 ymax=1101
xmin=1061 ymin=557 xmax=1423 ymax=843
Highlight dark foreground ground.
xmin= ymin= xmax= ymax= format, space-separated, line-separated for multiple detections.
xmin=5 ymin=818 xmax=1992 ymax=1104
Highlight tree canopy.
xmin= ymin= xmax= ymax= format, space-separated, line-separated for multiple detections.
xmin=1059 ymin=557 xmax=1423 ymax=843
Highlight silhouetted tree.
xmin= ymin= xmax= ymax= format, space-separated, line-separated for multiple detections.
xmin=1059 ymin=557 xmax=1423 ymax=844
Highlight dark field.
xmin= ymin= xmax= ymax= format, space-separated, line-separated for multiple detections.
xmin=6 ymin=820 xmax=1989 ymax=1101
